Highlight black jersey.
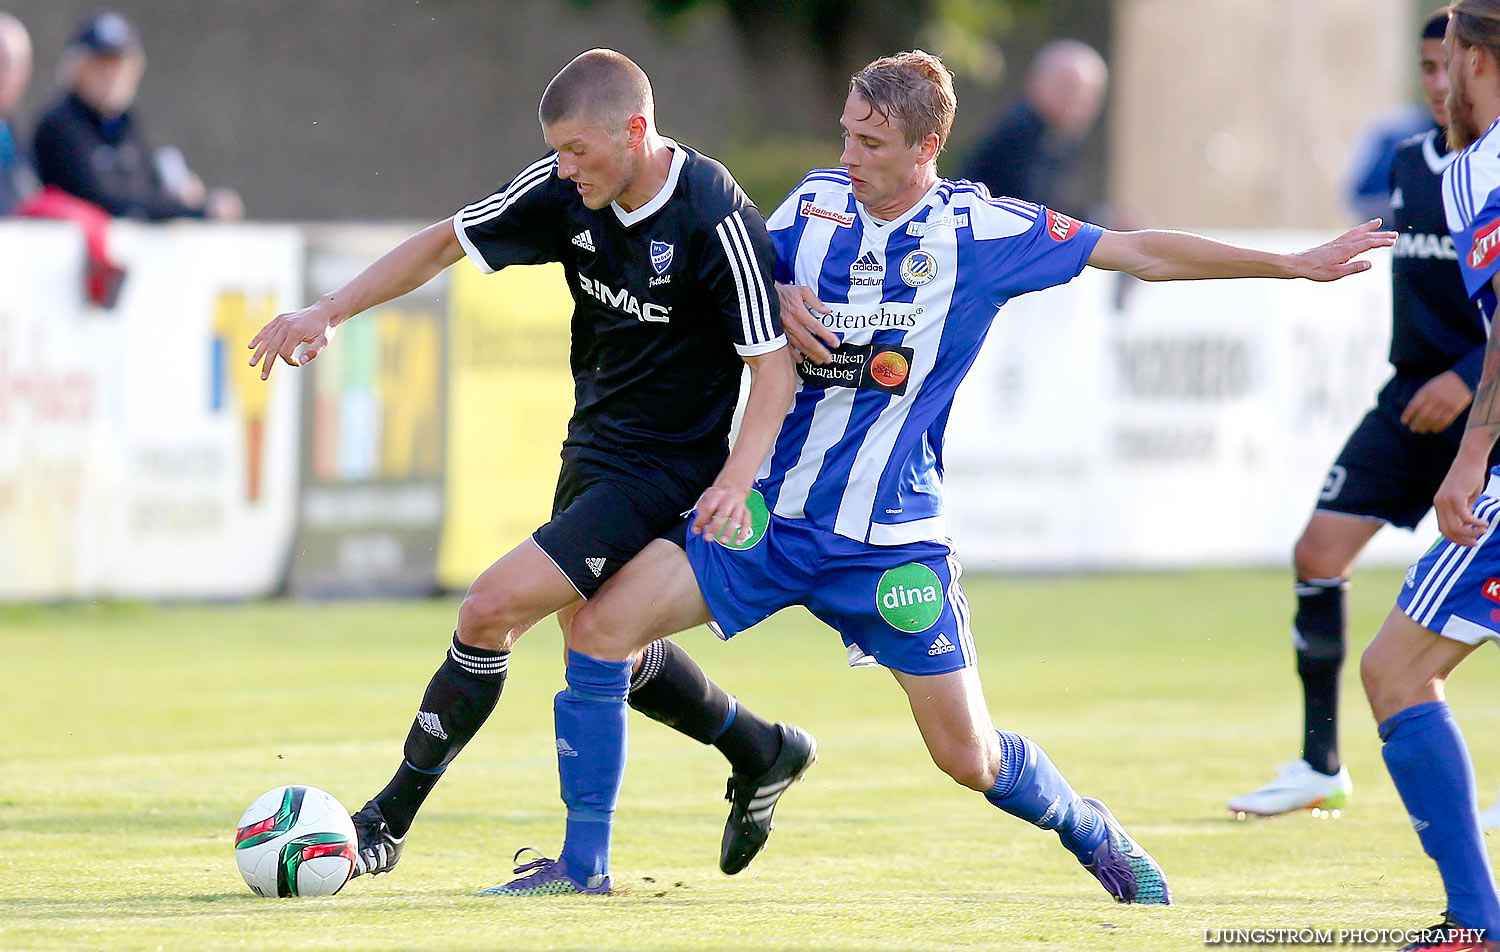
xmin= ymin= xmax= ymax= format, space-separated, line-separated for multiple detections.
xmin=453 ymin=141 xmax=784 ymax=458
xmin=1388 ymin=127 xmax=1486 ymax=387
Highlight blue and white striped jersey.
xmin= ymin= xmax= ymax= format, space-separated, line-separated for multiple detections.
xmin=761 ymin=169 xmax=1103 ymax=546
xmin=1444 ymin=116 xmax=1500 ymax=319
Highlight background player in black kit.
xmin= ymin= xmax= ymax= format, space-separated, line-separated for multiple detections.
xmin=248 ymin=49 xmax=810 ymax=884
xmin=1228 ymin=12 xmax=1498 ymax=820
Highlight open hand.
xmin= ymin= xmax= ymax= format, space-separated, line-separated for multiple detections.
xmin=247 ymin=303 xmax=337 ymax=380
xmin=1402 ymin=371 xmax=1473 ymax=434
xmin=1435 ymin=452 xmax=1492 ymax=546
xmin=1290 ymin=219 xmax=1397 ymax=282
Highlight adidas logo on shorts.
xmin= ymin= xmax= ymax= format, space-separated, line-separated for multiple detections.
xmin=571 ymin=230 xmax=595 ymax=252
xmin=927 ymin=633 xmax=956 ymax=656
xmin=585 ymin=557 xmax=607 ymax=577
xmin=557 ymin=738 xmax=579 ymax=757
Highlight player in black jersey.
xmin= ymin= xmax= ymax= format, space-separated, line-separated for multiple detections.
xmin=1228 ymin=12 xmax=1497 ymax=819
xmin=248 ymin=49 xmax=810 ymax=886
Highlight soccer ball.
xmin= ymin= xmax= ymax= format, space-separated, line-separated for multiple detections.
xmin=234 ymin=785 xmax=357 ymax=898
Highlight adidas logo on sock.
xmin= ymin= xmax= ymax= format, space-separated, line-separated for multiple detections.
xmin=851 ymin=250 xmax=882 ymax=272
xmin=416 ymin=711 xmax=448 ymax=740
xmin=556 ymin=738 xmax=579 ymax=757
xmin=927 ymin=633 xmax=957 ymax=656
xmin=584 ymin=557 xmax=607 ymax=577
xmin=571 ymin=230 xmax=595 ymax=252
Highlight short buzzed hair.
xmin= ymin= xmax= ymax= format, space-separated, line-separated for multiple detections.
xmin=539 ymin=48 xmax=654 ymax=135
xmin=849 ymin=50 xmax=957 ymax=154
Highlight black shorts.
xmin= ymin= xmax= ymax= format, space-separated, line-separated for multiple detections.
xmin=1316 ymin=375 xmax=1494 ymax=529
xmin=532 ymin=446 xmax=722 ymax=597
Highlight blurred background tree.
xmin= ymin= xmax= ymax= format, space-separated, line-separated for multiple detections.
xmin=562 ymin=0 xmax=1106 ymax=209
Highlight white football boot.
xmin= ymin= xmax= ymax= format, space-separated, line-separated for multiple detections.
xmin=1227 ymin=760 xmax=1352 ymax=819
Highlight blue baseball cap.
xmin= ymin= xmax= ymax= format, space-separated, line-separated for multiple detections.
xmin=73 ymin=12 xmax=140 ymax=55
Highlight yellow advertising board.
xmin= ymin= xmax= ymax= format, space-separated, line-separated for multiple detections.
xmin=436 ymin=262 xmax=574 ymax=588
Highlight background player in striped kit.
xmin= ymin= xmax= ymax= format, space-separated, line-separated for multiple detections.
xmin=1360 ymin=4 xmax=1500 ymax=949
xmin=485 ymin=50 xmax=1396 ymax=901
xmin=247 ymin=48 xmax=813 ymax=885
xmin=1227 ymin=10 xmax=1500 ymax=823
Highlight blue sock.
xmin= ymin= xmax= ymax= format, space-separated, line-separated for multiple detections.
xmin=555 ymin=649 xmax=632 ymax=887
xmin=1380 ymin=701 xmax=1500 ymax=933
xmin=984 ymin=730 xmax=1107 ymax=862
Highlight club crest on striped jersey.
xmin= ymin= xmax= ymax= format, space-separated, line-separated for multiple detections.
xmin=1470 ymin=218 xmax=1500 ymax=271
xmin=650 ymin=240 xmax=674 ymax=275
xmin=900 ymin=250 xmax=938 ymax=287
xmin=1045 ymin=209 xmax=1082 ymax=242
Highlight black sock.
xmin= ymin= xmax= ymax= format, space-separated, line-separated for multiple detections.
xmin=628 ymin=639 xmax=783 ymax=777
xmin=373 ymin=632 xmax=508 ymax=837
xmin=1293 ymin=577 xmax=1347 ymax=776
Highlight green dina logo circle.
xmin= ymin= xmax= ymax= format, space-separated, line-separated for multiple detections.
xmin=876 ymin=563 xmax=944 ymax=632
xmin=714 ymin=489 xmax=770 ymax=550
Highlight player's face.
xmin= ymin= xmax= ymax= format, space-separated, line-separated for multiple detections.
xmin=1421 ymin=37 xmax=1450 ymax=128
xmin=545 ymin=118 xmax=634 ymax=210
xmin=1445 ymin=21 xmax=1485 ymax=151
xmin=839 ymin=91 xmax=934 ymax=218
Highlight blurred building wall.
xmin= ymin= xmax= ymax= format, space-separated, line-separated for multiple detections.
xmin=4 ymin=0 xmax=750 ymax=220
xmin=1111 ymin=0 xmax=1414 ymax=229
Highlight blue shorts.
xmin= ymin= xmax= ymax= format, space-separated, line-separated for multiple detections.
xmin=1396 ymin=471 xmax=1500 ymax=647
xmin=680 ymin=506 xmax=976 ymax=676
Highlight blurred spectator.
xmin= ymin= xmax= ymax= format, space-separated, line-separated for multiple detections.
xmin=1343 ymin=14 xmax=1449 ymax=223
xmin=32 ymin=12 xmax=241 ymax=221
xmin=1345 ymin=107 xmax=1434 ymax=222
xmin=961 ymin=39 xmax=1108 ymax=215
xmin=0 ymin=11 xmax=34 ymax=215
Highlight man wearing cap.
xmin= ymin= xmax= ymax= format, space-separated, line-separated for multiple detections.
xmin=32 ymin=11 xmax=240 ymax=221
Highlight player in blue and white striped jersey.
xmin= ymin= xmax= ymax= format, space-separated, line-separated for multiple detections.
xmin=521 ymin=50 xmax=1395 ymax=904
xmin=1363 ymin=4 xmax=1500 ymax=948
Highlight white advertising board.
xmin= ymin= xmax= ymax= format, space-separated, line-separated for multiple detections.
xmin=945 ymin=238 xmax=1434 ymax=570
xmin=0 ymin=221 xmax=303 ymax=598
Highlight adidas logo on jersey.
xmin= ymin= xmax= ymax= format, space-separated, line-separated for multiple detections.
xmin=557 ymin=738 xmax=579 ymax=757
xmin=585 ymin=557 xmax=607 ymax=577
xmin=416 ymin=711 xmax=448 ymax=740
xmin=927 ymin=633 xmax=957 ymax=656
xmin=850 ymin=251 xmax=884 ymax=286
xmin=571 ymin=230 xmax=595 ymax=252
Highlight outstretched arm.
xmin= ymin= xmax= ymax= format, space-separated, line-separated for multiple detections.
xmin=1435 ymin=273 xmax=1500 ymax=544
xmin=248 ymin=219 xmax=464 ymax=379
xmin=1086 ymin=219 xmax=1395 ymax=282
xmin=691 ymin=347 xmax=798 ymax=543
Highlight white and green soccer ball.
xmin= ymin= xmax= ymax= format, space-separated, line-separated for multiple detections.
xmin=234 ymin=785 xmax=356 ymax=898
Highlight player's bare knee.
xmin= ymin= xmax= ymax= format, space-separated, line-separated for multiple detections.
xmin=1359 ymin=643 xmax=1404 ymax=717
xmin=1292 ymin=532 xmax=1337 ymax=581
xmin=568 ymin=604 xmax=635 ymax=661
xmin=456 ymin=590 xmax=530 ymax=650
xmin=932 ymin=746 xmax=996 ymax=791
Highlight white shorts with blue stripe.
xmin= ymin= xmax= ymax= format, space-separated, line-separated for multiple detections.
xmin=1396 ymin=472 xmax=1500 ymax=647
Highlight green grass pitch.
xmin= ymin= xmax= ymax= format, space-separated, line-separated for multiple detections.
xmin=4 ymin=569 xmax=1500 ymax=951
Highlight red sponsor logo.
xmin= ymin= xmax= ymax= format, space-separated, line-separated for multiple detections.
xmin=1045 ymin=208 xmax=1081 ymax=242
xmin=800 ymin=199 xmax=855 ymax=227
xmin=1482 ymin=577 xmax=1500 ymax=604
xmin=1470 ymin=218 xmax=1500 ymax=271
